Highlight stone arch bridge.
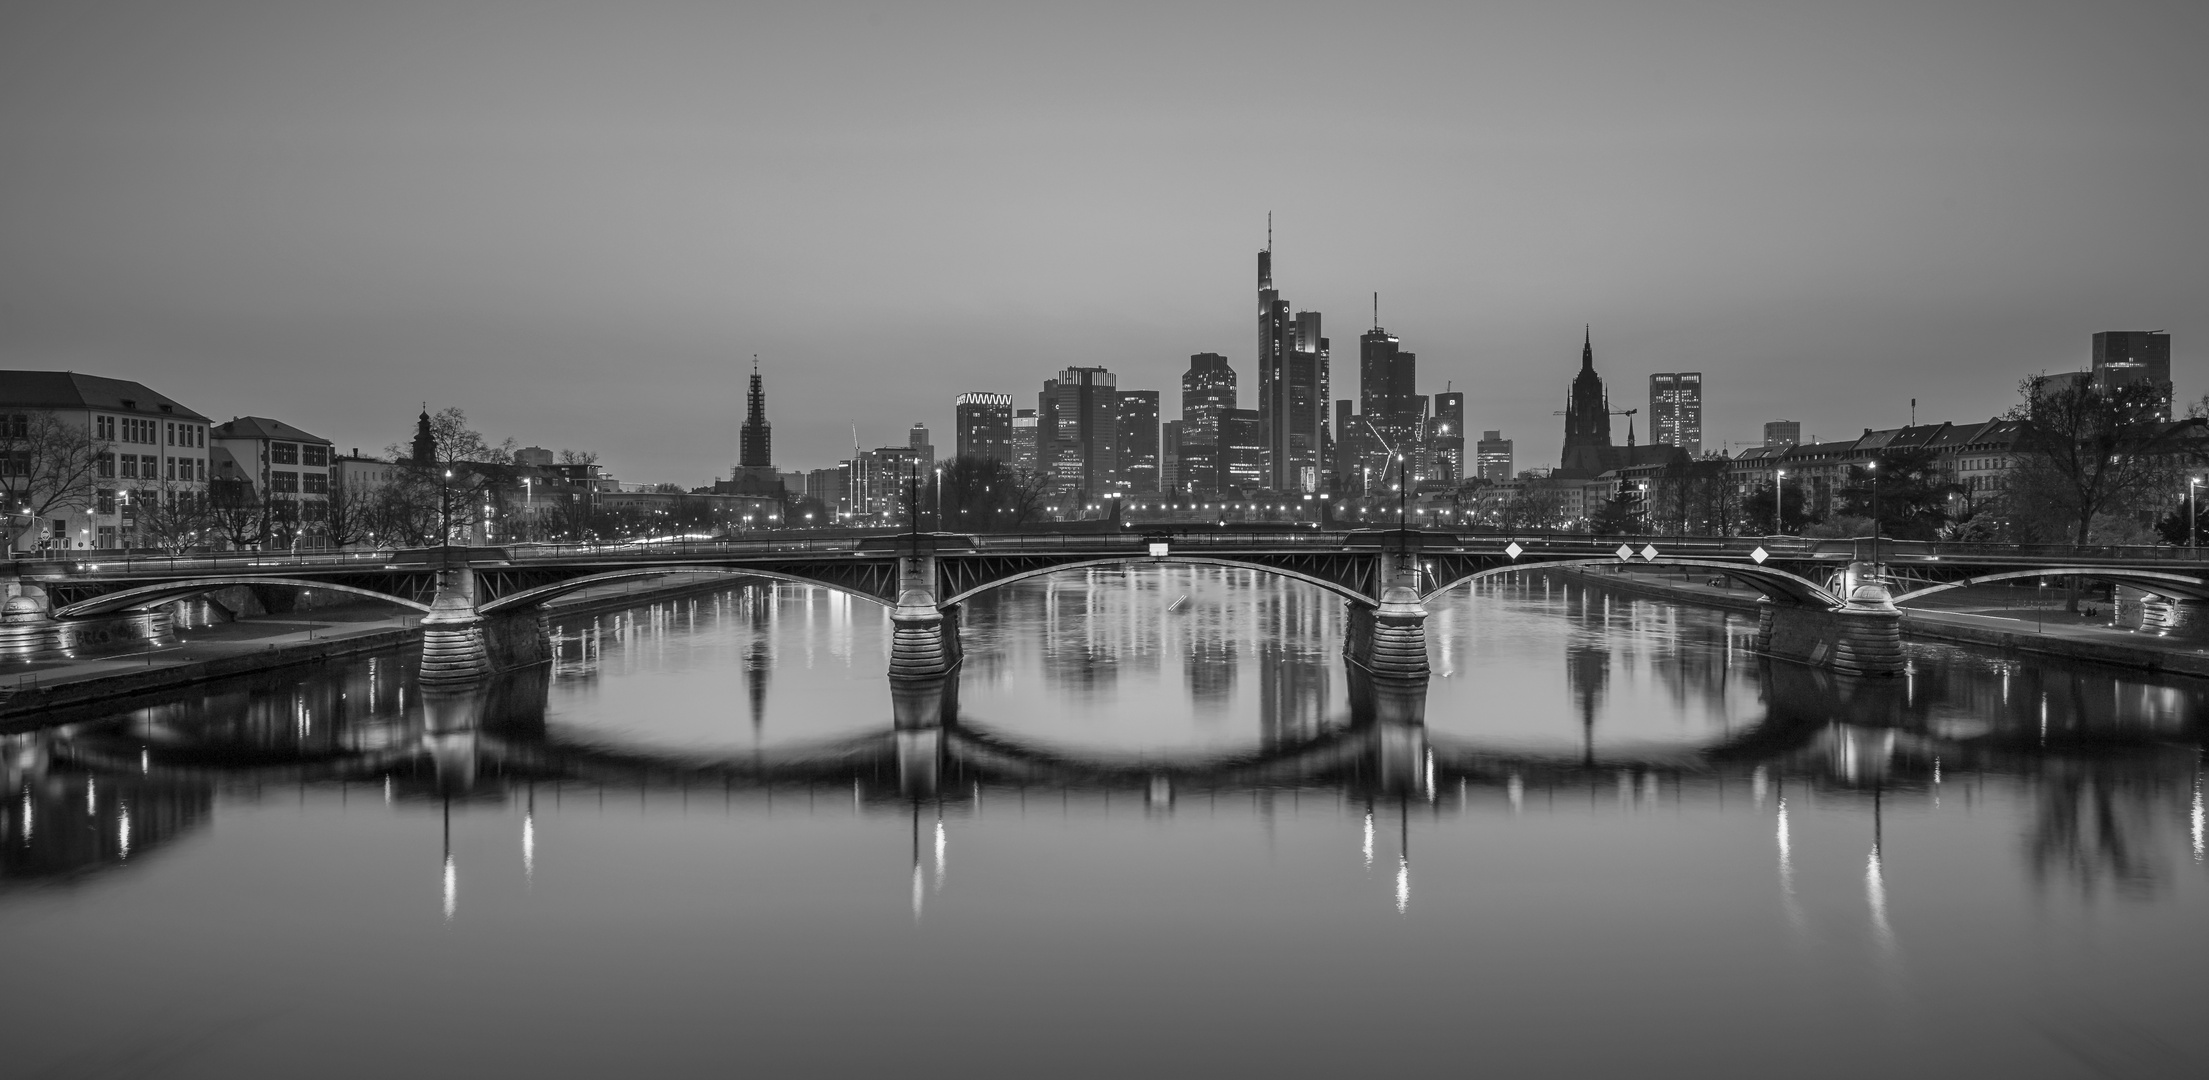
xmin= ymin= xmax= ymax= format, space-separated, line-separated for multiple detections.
xmin=17 ymin=531 xmax=2209 ymax=684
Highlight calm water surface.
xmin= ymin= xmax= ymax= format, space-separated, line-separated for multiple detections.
xmin=4 ymin=568 xmax=2205 ymax=1078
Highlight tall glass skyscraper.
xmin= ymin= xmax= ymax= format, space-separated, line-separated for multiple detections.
xmin=1649 ymin=372 xmax=1703 ymax=456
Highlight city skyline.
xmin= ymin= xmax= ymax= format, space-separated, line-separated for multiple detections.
xmin=1 ymin=1 xmax=2202 ymax=483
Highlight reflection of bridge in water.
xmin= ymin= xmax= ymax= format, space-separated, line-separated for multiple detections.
xmin=9 ymin=645 xmax=2203 ymax=895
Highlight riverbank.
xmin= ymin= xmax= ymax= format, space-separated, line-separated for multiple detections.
xmin=1532 ymin=565 xmax=2209 ymax=679
xmin=0 ymin=572 xmax=772 ymax=723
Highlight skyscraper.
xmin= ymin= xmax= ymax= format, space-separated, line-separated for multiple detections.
xmin=1041 ymin=367 xmax=1118 ymax=498
xmin=908 ymin=423 xmax=934 ymax=470
xmin=954 ymin=392 xmax=1013 ymax=463
xmin=1116 ymin=389 xmax=1160 ymax=493
xmin=739 ymin=356 xmax=771 ymax=469
xmin=1431 ymin=391 xmax=1465 ymax=484
xmin=1556 ymin=327 xmax=1615 ymax=479
xmin=1357 ymin=321 xmax=1419 ymax=486
xmin=1475 ymin=431 xmax=1513 ymax=483
xmin=1181 ymin=353 xmax=1236 ymax=438
xmin=2092 ymin=331 xmax=2173 ymax=418
xmin=1649 ymin=372 xmax=1703 ymax=456
xmin=1011 ymin=409 xmax=1039 ymax=473
xmin=1763 ymin=420 xmax=1800 ymax=449
xmin=1254 ymin=233 xmax=1328 ymax=492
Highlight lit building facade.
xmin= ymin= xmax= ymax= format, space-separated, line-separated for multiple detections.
xmin=1255 ymin=245 xmax=1328 ymax=492
xmin=1763 ymin=420 xmax=1801 ymax=449
xmin=1649 ymin=372 xmax=1702 ymax=456
xmin=1040 ymin=367 xmax=1118 ymax=498
xmin=954 ymin=392 xmax=1013 ymax=463
xmin=1116 ymin=389 xmax=1160 ymax=493
xmin=0 ymin=371 xmax=210 ymax=552
xmin=1475 ymin=430 xmax=1513 ymax=483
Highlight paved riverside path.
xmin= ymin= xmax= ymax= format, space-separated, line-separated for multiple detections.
xmin=1548 ymin=565 xmax=2209 ymax=676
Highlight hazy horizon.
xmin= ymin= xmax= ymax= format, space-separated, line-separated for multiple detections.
xmin=4 ymin=0 xmax=2203 ymax=481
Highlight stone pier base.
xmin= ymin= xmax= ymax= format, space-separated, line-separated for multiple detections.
xmin=1757 ymin=602 xmax=1905 ymax=677
xmin=888 ymin=605 xmax=962 ymax=680
xmin=1344 ymin=587 xmax=1430 ymax=680
xmin=2147 ymin=596 xmax=2209 ymax=640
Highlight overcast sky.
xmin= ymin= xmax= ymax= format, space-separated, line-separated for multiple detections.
xmin=3 ymin=0 xmax=2203 ymax=479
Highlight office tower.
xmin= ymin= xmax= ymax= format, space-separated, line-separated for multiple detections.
xmin=1221 ymin=408 xmax=1264 ymax=491
xmin=1557 ymin=327 xmax=1615 ymax=479
xmin=907 ymin=423 xmax=934 ymax=471
xmin=1431 ymin=391 xmax=1465 ymax=484
xmin=954 ymin=392 xmax=1013 ymax=463
xmin=1182 ymin=353 xmax=1236 ymax=436
xmin=1649 ymin=372 xmax=1703 ymax=456
xmin=739 ymin=357 xmax=771 ymax=468
xmin=1161 ymin=420 xmax=1185 ymax=493
xmin=1475 ymin=431 xmax=1513 ymax=483
xmin=1331 ymin=399 xmax=1359 ymax=491
xmin=1254 ymin=235 xmax=1328 ymax=492
xmin=2092 ymin=331 xmax=2173 ymax=417
xmin=1040 ymin=367 xmax=1118 ymax=497
xmin=1763 ymin=420 xmax=1801 ymax=449
xmin=1357 ymin=321 xmax=1419 ymax=486
xmin=1116 ymin=390 xmax=1160 ymax=493
xmin=1011 ymin=409 xmax=1039 ymax=473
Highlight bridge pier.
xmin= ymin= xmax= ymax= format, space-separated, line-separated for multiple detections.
xmin=418 ymin=567 xmax=493 ymax=685
xmin=1343 ymin=545 xmax=1429 ymax=680
xmin=889 ymin=542 xmax=961 ymax=680
xmin=891 ymin=676 xmax=957 ymax=799
xmin=2147 ymin=596 xmax=2209 ymax=640
xmin=1756 ymin=563 xmax=1904 ymax=677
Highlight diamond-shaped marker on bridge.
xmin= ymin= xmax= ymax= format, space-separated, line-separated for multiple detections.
xmin=1504 ymin=541 xmax=1524 ymax=560
xmin=1615 ymin=544 xmax=1635 ymax=561
xmin=1751 ymin=546 xmax=1770 ymax=565
xmin=1640 ymin=544 xmax=1661 ymax=562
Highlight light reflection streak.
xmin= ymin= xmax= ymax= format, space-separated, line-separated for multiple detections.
xmin=21 ymin=791 xmax=31 ymax=842
xmin=1394 ymin=856 xmax=1409 ymax=915
xmin=86 ymin=778 xmax=95 ymax=815
xmin=1777 ymin=797 xmax=1804 ymax=931
xmin=1866 ymin=846 xmax=1893 ymax=948
xmin=911 ymin=863 xmax=924 ymax=922
xmin=933 ymin=817 xmax=947 ymax=892
xmin=523 ymin=814 xmax=535 ymax=880
xmin=118 ymin=806 xmax=130 ymax=859
xmin=2182 ymin=768 xmax=2200 ymax=861
xmin=442 ymin=855 xmax=456 ymax=921
xmin=1361 ymin=809 xmax=1374 ymax=869
xmin=1507 ymin=774 xmax=1523 ymax=813
xmin=1753 ymin=766 xmax=1768 ymax=808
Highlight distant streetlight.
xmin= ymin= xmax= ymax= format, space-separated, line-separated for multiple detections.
xmin=1774 ymin=469 xmax=1787 ymax=535
xmin=2191 ymin=476 xmax=2201 ymax=552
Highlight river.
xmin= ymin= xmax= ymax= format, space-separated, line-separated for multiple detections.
xmin=3 ymin=567 xmax=2203 ymax=1077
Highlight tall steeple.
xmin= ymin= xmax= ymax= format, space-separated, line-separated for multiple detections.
xmin=1558 ymin=327 xmax=1615 ymax=479
xmin=410 ymin=404 xmax=435 ymax=466
xmin=1582 ymin=325 xmax=1593 ymax=371
xmin=739 ymin=354 xmax=772 ymax=469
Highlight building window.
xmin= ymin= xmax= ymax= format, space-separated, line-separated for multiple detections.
xmin=97 ymin=489 xmax=115 ymax=514
xmin=271 ymin=471 xmax=300 ymax=493
xmin=97 ymin=415 xmax=115 ymax=440
xmin=120 ymin=454 xmax=138 ymax=479
xmin=97 ymin=452 xmax=115 ymax=478
xmin=271 ymin=442 xmax=299 ymax=465
xmin=197 ymin=458 xmax=206 ymax=481
xmin=302 ymin=472 xmax=328 ymax=495
xmin=301 ymin=444 xmax=328 ymax=467
xmin=7 ymin=415 xmax=25 ymax=438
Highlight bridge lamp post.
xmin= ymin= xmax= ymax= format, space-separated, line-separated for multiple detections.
xmin=1774 ymin=470 xmax=1787 ymax=535
xmin=441 ymin=469 xmax=453 ymax=555
xmin=2191 ymin=476 xmax=2201 ymax=552
xmin=1867 ymin=460 xmax=1880 ymax=569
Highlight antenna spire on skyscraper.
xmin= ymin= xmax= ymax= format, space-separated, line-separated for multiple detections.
xmin=1266 ymin=212 xmax=1272 ymax=252
xmin=1373 ymin=292 xmax=1379 ymax=331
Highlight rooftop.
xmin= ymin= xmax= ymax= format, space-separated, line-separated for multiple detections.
xmin=0 ymin=371 xmax=210 ymax=421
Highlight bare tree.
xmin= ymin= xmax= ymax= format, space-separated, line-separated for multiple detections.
xmin=206 ymin=476 xmax=269 ymax=550
xmin=382 ymin=407 xmax=517 ymax=546
xmin=2007 ymin=377 xmax=2201 ymax=544
xmin=129 ymin=487 xmax=215 ymax=554
xmin=0 ymin=410 xmax=108 ymax=551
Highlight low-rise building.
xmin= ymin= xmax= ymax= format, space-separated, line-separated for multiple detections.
xmin=1 ymin=371 xmax=211 ymax=552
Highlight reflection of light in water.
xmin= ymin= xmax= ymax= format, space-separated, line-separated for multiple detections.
xmin=1395 ymin=855 xmax=1409 ymax=915
xmin=1753 ymin=767 xmax=1768 ymax=808
xmin=140 ymin=749 xmax=148 ymax=774
xmin=21 ymin=791 xmax=31 ymax=841
xmin=911 ymin=862 xmax=924 ymax=922
xmin=1866 ymin=846 xmax=1894 ymax=948
xmin=1361 ymin=810 xmax=1374 ymax=869
xmin=442 ymin=855 xmax=456 ymax=921
xmin=1423 ymin=751 xmax=1435 ymax=802
xmin=1777 ymin=797 xmax=1804 ymax=931
xmin=384 ymin=777 xmax=392 ymax=804
xmin=523 ymin=815 xmax=535 ymax=879
xmin=933 ymin=818 xmax=947 ymax=893
xmin=1507 ymin=774 xmax=1523 ymax=813
xmin=86 ymin=778 xmax=95 ymax=814
xmin=119 ymin=806 xmax=130 ymax=859
xmin=2182 ymin=768 xmax=2200 ymax=861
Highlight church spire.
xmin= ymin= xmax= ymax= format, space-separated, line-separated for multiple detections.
xmin=1582 ymin=325 xmax=1593 ymax=371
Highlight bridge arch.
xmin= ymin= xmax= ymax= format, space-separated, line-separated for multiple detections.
xmin=478 ymin=566 xmax=894 ymax=615
xmin=1890 ymin=567 xmax=2209 ymax=605
xmin=1423 ymin=558 xmax=1842 ymax=607
xmin=52 ymin=577 xmax=435 ymax=619
xmin=937 ymin=556 xmax=1374 ymax=608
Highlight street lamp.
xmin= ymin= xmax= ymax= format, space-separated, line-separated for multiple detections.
xmin=2191 ymin=476 xmax=2201 ymax=553
xmin=441 ymin=469 xmax=454 ymax=555
xmin=1773 ymin=469 xmax=1787 ymax=535
xmin=1866 ymin=459 xmax=1882 ymax=571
